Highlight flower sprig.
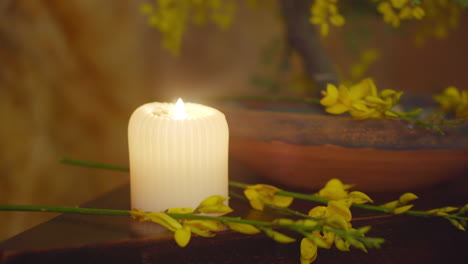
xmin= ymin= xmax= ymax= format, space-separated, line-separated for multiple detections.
xmin=2 ymin=159 xmax=467 ymax=264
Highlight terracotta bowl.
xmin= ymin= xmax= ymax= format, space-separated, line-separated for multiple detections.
xmin=219 ymin=100 xmax=468 ymax=191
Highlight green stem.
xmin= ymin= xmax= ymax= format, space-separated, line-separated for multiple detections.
xmin=60 ymin=158 xmax=129 ymax=172
xmin=0 ymin=205 xmax=129 ymax=216
xmin=59 ymin=158 xmax=468 ymax=221
xmin=0 ymin=205 xmax=316 ymax=233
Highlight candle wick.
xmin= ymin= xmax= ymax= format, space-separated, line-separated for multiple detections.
xmin=173 ymin=98 xmax=187 ymax=120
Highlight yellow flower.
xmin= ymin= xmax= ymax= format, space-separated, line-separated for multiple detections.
xmin=310 ymin=0 xmax=345 ymax=36
xmin=317 ymin=178 xmax=351 ymax=200
xmin=300 ymin=238 xmax=318 ymax=264
xmin=263 ymin=228 xmax=296 ymax=243
xmin=142 ymin=212 xmax=182 ymax=231
xmin=195 ymin=195 xmax=233 ymax=214
xmin=375 ymin=0 xmax=425 ymax=27
xmin=434 ymin=86 xmax=468 ymax=118
xmin=140 ymin=0 xmax=236 ymax=55
xmin=180 ymin=219 xmax=224 ymax=237
xmin=131 ymin=209 xmax=195 ymax=246
xmin=226 ymin=222 xmax=261 ymax=234
xmin=183 ymin=219 xmax=224 ymax=231
xmin=381 ymin=192 xmax=418 ymax=214
xmin=317 ymin=178 xmax=374 ymax=206
xmin=244 ymin=184 xmax=294 ymax=211
xmin=174 ymin=225 xmax=191 ymax=247
xmin=320 ymin=78 xmax=414 ymax=120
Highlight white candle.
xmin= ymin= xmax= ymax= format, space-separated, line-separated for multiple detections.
xmin=128 ymin=99 xmax=229 ymax=212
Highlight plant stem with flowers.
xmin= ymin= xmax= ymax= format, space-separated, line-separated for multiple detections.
xmin=2 ymin=158 xmax=466 ymax=264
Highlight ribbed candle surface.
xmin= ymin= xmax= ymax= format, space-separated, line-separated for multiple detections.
xmin=128 ymin=100 xmax=229 ymax=212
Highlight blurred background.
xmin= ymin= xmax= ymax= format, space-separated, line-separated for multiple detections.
xmin=1 ymin=0 xmax=467 ymax=241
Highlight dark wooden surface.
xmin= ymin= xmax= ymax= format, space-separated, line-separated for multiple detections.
xmin=1 ymin=163 xmax=467 ymax=264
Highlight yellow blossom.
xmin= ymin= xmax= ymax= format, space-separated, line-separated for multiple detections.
xmin=317 ymin=178 xmax=351 ymax=200
xmin=244 ymin=184 xmax=294 ymax=211
xmin=334 ymin=236 xmax=350 ymax=251
xmin=398 ymin=193 xmax=419 ymax=204
xmin=300 ymin=238 xmax=318 ymax=264
xmin=316 ymin=179 xmax=374 ymax=208
xmin=326 ymin=200 xmax=352 ymax=222
xmin=393 ymin=204 xmax=414 ymax=214
xmin=195 ymin=195 xmax=233 ymax=214
xmin=174 ymin=225 xmax=191 ymax=247
xmin=310 ymin=230 xmax=335 ymax=248
xmin=310 ymin=0 xmax=345 ymax=36
xmin=141 ymin=0 xmax=236 ymax=55
xmin=434 ymin=86 xmax=468 ymax=118
xmin=448 ymin=219 xmax=466 ymax=231
xmin=183 ymin=219 xmax=224 ymax=231
xmin=348 ymin=191 xmax=374 ymax=204
xmin=143 ymin=212 xmax=182 ymax=231
xmin=381 ymin=192 xmax=418 ymax=214
xmin=320 ymin=78 xmax=414 ymax=120
xmin=375 ymin=0 xmax=425 ymax=28
xmin=226 ymin=222 xmax=261 ymax=234
xmin=263 ymin=228 xmax=296 ymax=243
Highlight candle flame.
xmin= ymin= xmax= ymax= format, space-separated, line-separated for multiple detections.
xmin=173 ymin=98 xmax=187 ymax=120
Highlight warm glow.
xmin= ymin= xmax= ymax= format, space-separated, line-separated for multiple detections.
xmin=173 ymin=98 xmax=187 ymax=120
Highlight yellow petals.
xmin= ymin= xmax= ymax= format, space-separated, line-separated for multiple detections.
xmin=412 ymin=7 xmax=425 ymax=19
xmin=320 ymin=84 xmax=339 ymax=106
xmin=375 ymin=0 xmax=425 ymax=27
xmin=427 ymin=206 xmax=459 ymax=214
xmin=326 ymin=200 xmax=352 ymax=222
xmin=308 ymin=206 xmax=327 ymax=218
xmin=448 ymin=219 xmax=466 ymax=231
xmin=145 ymin=212 xmax=182 ymax=231
xmin=310 ymin=231 xmax=334 ymax=248
xmin=189 ymin=226 xmax=216 ymax=237
xmin=318 ymin=179 xmax=349 ymax=200
xmin=310 ymin=0 xmax=345 ymax=36
xmin=196 ymin=195 xmax=233 ymax=214
xmin=391 ymin=0 xmax=408 ymax=9
xmin=434 ymin=86 xmax=468 ymax=118
xmin=183 ymin=219 xmax=224 ymax=231
xmin=330 ymin=14 xmax=345 ymax=26
xmin=320 ymin=78 xmax=412 ymax=120
xmin=399 ymin=193 xmax=419 ymax=204
xmin=325 ymin=104 xmax=349 ymax=114
xmin=334 ymin=236 xmax=350 ymax=251
xmin=244 ymin=184 xmax=293 ymax=211
xmin=393 ymin=204 xmax=414 ymax=214
xmin=300 ymin=238 xmax=318 ymax=264
xmin=226 ymin=222 xmax=261 ymax=234
xmin=174 ymin=226 xmax=191 ymax=247
xmin=381 ymin=200 xmax=400 ymax=210
xmin=348 ymin=191 xmax=374 ymax=204
xmin=140 ymin=0 xmax=236 ymax=55
xmin=263 ymin=228 xmax=296 ymax=243
xmin=326 ymin=214 xmax=350 ymax=230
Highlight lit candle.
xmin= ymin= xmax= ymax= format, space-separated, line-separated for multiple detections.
xmin=128 ymin=98 xmax=229 ymax=212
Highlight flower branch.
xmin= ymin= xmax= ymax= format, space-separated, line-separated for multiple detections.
xmin=60 ymin=158 xmax=468 ymax=224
